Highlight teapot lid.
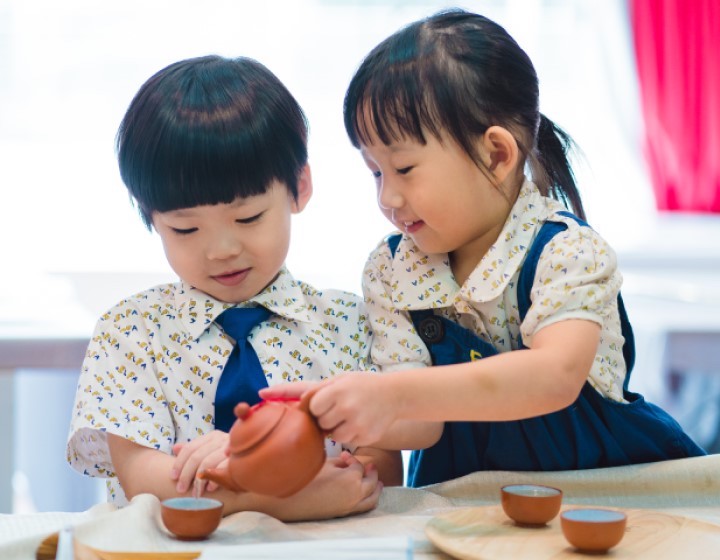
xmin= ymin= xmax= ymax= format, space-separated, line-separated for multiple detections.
xmin=228 ymin=401 xmax=288 ymax=453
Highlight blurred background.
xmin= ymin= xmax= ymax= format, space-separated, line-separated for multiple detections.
xmin=1 ymin=0 xmax=718 ymax=513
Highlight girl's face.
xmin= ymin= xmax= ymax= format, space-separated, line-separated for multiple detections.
xmin=360 ymin=129 xmax=515 ymax=282
xmin=152 ymin=170 xmax=311 ymax=303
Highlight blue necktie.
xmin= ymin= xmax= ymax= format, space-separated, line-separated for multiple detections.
xmin=214 ymin=306 xmax=272 ymax=432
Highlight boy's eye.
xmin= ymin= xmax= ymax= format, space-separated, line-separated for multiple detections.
xmin=236 ymin=212 xmax=263 ymax=224
xmin=397 ymin=166 xmax=413 ymax=175
xmin=171 ymin=227 xmax=198 ymax=235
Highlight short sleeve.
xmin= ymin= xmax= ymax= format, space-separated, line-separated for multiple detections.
xmin=66 ymin=302 xmax=176 ymax=479
xmin=520 ymin=224 xmax=622 ymax=346
xmin=362 ymin=241 xmax=431 ymax=371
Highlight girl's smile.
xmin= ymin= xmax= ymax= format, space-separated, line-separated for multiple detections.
xmin=403 ymin=220 xmax=424 ymax=234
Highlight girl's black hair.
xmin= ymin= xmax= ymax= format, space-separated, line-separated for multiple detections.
xmin=117 ymin=55 xmax=308 ymax=229
xmin=343 ymin=9 xmax=585 ymax=219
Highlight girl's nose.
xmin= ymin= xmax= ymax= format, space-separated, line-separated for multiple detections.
xmin=377 ymin=178 xmax=404 ymax=210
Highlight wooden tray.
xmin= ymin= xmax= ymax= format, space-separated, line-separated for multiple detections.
xmin=425 ymin=505 xmax=720 ymax=559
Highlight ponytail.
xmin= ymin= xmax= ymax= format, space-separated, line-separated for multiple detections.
xmin=531 ymin=114 xmax=585 ymax=220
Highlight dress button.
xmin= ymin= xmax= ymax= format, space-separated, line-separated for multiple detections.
xmin=418 ymin=316 xmax=445 ymax=344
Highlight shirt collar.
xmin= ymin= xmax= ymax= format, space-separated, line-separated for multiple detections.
xmin=389 ymin=237 xmax=459 ymax=310
xmin=175 ymin=266 xmax=313 ymax=340
xmin=459 ymin=179 xmax=549 ymax=302
xmin=389 ymin=179 xmax=555 ymax=309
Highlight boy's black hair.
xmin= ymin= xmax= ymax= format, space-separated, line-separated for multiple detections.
xmin=117 ymin=55 xmax=308 ymax=229
xmin=343 ymin=9 xmax=585 ymax=219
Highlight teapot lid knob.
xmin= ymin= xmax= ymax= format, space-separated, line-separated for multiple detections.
xmin=228 ymin=401 xmax=287 ymax=453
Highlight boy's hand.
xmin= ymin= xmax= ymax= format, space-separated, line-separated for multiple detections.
xmin=264 ymin=450 xmax=381 ymax=520
xmin=171 ymin=430 xmax=229 ymax=493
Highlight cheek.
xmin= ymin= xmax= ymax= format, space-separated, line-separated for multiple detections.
xmin=253 ymin=219 xmax=292 ymax=264
xmin=159 ymin=235 xmax=198 ymax=270
xmin=160 ymin=240 xmax=188 ymax=273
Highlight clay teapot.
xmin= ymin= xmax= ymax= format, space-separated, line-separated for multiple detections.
xmin=197 ymin=391 xmax=326 ymax=497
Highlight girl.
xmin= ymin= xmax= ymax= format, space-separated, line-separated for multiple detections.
xmin=263 ymin=9 xmax=705 ymax=486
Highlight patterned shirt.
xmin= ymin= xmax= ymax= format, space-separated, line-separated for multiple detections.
xmin=67 ymin=267 xmax=372 ymax=505
xmin=363 ymin=179 xmax=627 ymax=402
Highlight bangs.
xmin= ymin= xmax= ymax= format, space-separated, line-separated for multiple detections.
xmin=123 ymin=101 xmax=291 ymax=212
xmin=117 ymin=55 xmax=307 ymax=222
xmin=345 ymin=30 xmax=443 ymax=148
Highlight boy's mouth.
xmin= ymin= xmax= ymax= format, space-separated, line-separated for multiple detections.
xmin=212 ymin=268 xmax=251 ymax=286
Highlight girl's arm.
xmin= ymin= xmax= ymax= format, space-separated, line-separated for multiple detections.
xmin=107 ymin=434 xmax=381 ymax=521
xmin=308 ymin=318 xmax=600 ymax=447
xmin=258 ymin=383 xmax=443 ymax=452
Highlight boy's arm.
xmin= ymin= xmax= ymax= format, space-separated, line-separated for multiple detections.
xmin=108 ymin=434 xmax=381 ymax=521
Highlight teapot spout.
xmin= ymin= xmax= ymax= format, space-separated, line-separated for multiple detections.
xmin=197 ymin=467 xmax=244 ymax=492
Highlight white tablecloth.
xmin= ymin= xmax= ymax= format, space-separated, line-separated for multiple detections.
xmin=2 ymin=454 xmax=720 ymax=559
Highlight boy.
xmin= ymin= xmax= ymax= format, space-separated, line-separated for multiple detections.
xmin=67 ymin=55 xmax=400 ymax=520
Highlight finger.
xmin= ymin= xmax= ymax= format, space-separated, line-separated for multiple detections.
xmin=176 ymin=456 xmax=203 ymax=493
xmin=363 ymin=462 xmax=377 ymax=476
xmin=193 ymin=478 xmax=207 ymax=498
xmin=176 ymin=441 xmax=216 ymax=492
xmin=170 ymin=445 xmax=207 ymax=486
xmin=171 ymin=436 xmax=210 ymax=483
xmin=355 ymin=481 xmax=383 ymax=513
xmin=307 ymin=385 xmax=335 ymax=418
xmin=258 ymin=381 xmax=315 ymax=399
xmin=342 ymin=458 xmax=365 ymax=477
xmin=321 ymin=420 xmax=361 ymax=446
xmin=340 ymin=450 xmax=359 ymax=467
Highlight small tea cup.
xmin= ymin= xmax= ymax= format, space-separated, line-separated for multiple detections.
xmin=500 ymin=484 xmax=563 ymax=526
xmin=160 ymin=497 xmax=223 ymax=540
xmin=561 ymin=508 xmax=627 ymax=552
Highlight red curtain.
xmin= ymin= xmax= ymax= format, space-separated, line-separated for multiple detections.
xmin=630 ymin=0 xmax=720 ymax=212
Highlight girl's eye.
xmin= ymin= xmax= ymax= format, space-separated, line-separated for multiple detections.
xmin=171 ymin=227 xmax=197 ymax=235
xmin=397 ymin=166 xmax=413 ymax=175
xmin=236 ymin=212 xmax=263 ymax=224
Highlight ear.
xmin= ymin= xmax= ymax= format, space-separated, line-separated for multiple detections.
xmin=291 ymin=164 xmax=313 ymax=214
xmin=480 ymin=126 xmax=520 ymax=183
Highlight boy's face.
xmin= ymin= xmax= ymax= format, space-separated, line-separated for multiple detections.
xmin=152 ymin=167 xmax=312 ymax=303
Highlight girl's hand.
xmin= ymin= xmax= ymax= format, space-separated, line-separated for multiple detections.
xmin=258 ymin=381 xmax=320 ymax=401
xmin=171 ymin=430 xmax=229 ymax=493
xmin=310 ymin=374 xmax=396 ymax=447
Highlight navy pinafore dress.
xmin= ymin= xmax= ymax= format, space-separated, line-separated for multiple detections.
xmin=387 ymin=212 xmax=705 ymax=487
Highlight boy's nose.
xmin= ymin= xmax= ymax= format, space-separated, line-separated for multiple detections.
xmin=206 ymin=233 xmax=243 ymax=261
